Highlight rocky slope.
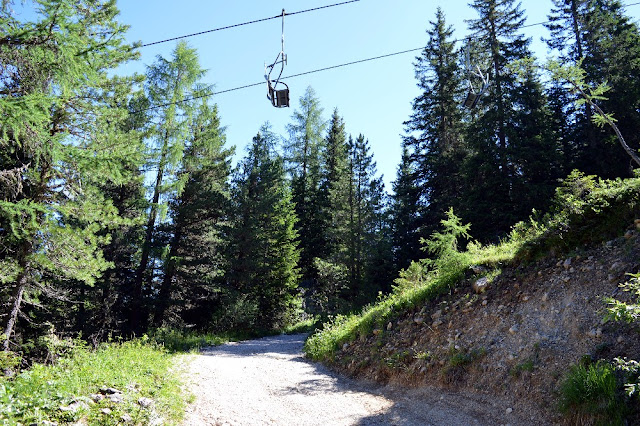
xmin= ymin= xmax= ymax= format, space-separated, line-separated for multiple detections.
xmin=327 ymin=229 xmax=640 ymax=423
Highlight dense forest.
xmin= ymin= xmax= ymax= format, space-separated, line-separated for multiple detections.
xmin=1 ymin=0 xmax=640 ymax=361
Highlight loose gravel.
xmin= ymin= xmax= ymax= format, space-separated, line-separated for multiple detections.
xmin=182 ymin=333 xmax=537 ymax=425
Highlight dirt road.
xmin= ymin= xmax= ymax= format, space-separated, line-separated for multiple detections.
xmin=182 ymin=333 xmax=539 ymax=425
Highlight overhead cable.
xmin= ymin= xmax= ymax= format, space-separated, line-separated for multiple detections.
xmin=139 ymin=0 xmax=361 ymax=48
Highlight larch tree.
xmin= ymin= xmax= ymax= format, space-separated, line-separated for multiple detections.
xmin=130 ymin=41 xmax=208 ymax=333
xmin=284 ymin=86 xmax=327 ymax=286
xmin=0 ymin=0 xmax=139 ymax=350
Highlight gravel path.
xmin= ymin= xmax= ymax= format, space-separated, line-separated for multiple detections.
xmin=182 ymin=334 xmax=537 ymax=425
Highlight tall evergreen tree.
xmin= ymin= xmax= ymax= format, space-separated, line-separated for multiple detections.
xmin=400 ymin=8 xmax=466 ymax=256
xmin=153 ymin=101 xmax=233 ymax=328
xmin=462 ymin=0 xmax=561 ymax=240
xmin=285 ymin=86 xmax=327 ymax=284
xmin=391 ymin=145 xmax=422 ymax=272
xmin=347 ymin=134 xmax=390 ymax=305
xmin=545 ymin=0 xmax=640 ymax=178
xmin=130 ymin=41 xmax=209 ymax=333
xmin=227 ymin=125 xmax=300 ymax=331
xmin=0 ymin=0 xmax=138 ymax=350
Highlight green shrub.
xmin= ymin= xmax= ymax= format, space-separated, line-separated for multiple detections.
xmin=559 ymin=361 xmax=624 ymax=425
xmin=150 ymin=327 xmax=226 ymax=353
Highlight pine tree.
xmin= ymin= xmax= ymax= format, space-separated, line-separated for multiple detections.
xmin=347 ymin=134 xmax=390 ymax=305
xmin=0 ymin=0 xmax=138 ymax=349
xmin=152 ymin=101 xmax=233 ymax=328
xmin=309 ymin=109 xmax=351 ymax=314
xmin=227 ymin=125 xmax=300 ymax=331
xmin=400 ymin=8 xmax=466 ymax=256
xmin=463 ymin=0 xmax=561 ymax=240
xmin=130 ymin=41 xmax=209 ymax=333
xmin=284 ymin=86 xmax=327 ymax=284
xmin=545 ymin=0 xmax=640 ymax=177
xmin=581 ymin=0 xmax=640 ymax=176
xmin=391 ymin=145 xmax=422 ymax=272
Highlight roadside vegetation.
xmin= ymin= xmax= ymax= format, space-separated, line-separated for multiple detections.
xmin=305 ymin=172 xmax=640 ymax=423
xmin=0 ymin=337 xmax=187 ymax=425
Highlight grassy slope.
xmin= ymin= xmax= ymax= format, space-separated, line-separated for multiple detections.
xmin=305 ymin=174 xmax=640 ymax=362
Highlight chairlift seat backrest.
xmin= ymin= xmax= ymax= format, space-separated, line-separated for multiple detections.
xmin=275 ymin=88 xmax=289 ymax=107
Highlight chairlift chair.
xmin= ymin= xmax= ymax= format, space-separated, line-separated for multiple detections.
xmin=265 ymin=9 xmax=290 ymax=108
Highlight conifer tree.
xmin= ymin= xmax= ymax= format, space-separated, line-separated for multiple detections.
xmin=463 ymin=0 xmax=561 ymax=240
xmin=401 ymin=8 xmax=465 ymax=251
xmin=227 ymin=125 xmax=300 ymax=330
xmin=130 ymin=41 xmax=209 ymax=332
xmin=0 ymin=0 xmax=138 ymax=349
xmin=347 ymin=134 xmax=389 ymax=305
xmin=310 ymin=109 xmax=351 ymax=314
xmin=153 ymin=101 xmax=233 ymax=327
xmin=285 ymin=86 xmax=327 ymax=284
xmin=545 ymin=0 xmax=640 ymax=177
xmin=391 ymin=145 xmax=422 ymax=272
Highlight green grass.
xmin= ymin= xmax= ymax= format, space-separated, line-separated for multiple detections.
xmin=150 ymin=327 xmax=230 ymax=353
xmin=0 ymin=338 xmax=188 ymax=425
xmin=559 ymin=361 xmax=625 ymax=425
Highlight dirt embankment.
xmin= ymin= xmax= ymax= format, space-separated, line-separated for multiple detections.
xmin=331 ymin=234 xmax=640 ymax=423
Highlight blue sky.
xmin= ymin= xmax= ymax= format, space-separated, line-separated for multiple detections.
xmin=17 ymin=0 xmax=640 ymax=190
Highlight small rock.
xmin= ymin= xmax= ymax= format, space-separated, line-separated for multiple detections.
xmin=473 ymin=277 xmax=489 ymax=294
xmin=541 ymin=293 xmax=549 ymax=302
xmin=509 ymin=325 xmax=518 ymax=335
xmin=625 ymin=230 xmax=634 ymax=239
xmin=138 ymin=397 xmax=154 ymax=408
xmin=101 ymin=407 xmax=112 ymax=415
xmin=521 ymin=295 xmax=530 ymax=302
xmin=537 ymin=270 xmax=542 ymax=276
xmin=431 ymin=309 xmax=443 ymax=320
xmin=108 ymin=393 xmax=123 ymax=404
xmin=90 ymin=393 xmax=104 ymax=402
xmin=596 ymin=328 xmax=603 ymax=338
xmin=563 ymin=258 xmax=572 ymax=269
xmin=482 ymin=300 xmax=488 ymax=306
xmin=100 ymin=387 xmax=122 ymax=395
xmin=373 ymin=329 xmax=382 ymax=336
xmin=618 ymin=336 xmax=624 ymax=343
xmin=121 ymin=414 xmax=133 ymax=423
xmin=587 ymin=329 xmax=597 ymax=338
xmin=387 ymin=322 xmax=392 ymax=331
xmin=506 ymin=407 xmax=513 ymax=414
xmin=342 ymin=343 xmax=349 ymax=351
xmin=432 ymin=319 xmax=443 ymax=328
xmin=563 ymin=276 xmax=570 ymax=283
xmin=414 ymin=317 xmax=424 ymax=325
xmin=471 ymin=265 xmax=488 ymax=274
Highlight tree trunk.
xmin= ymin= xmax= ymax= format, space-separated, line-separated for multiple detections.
xmin=3 ymin=261 xmax=28 ymax=351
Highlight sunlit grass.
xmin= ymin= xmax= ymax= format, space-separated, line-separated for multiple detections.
xmin=0 ymin=338 xmax=187 ymax=425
